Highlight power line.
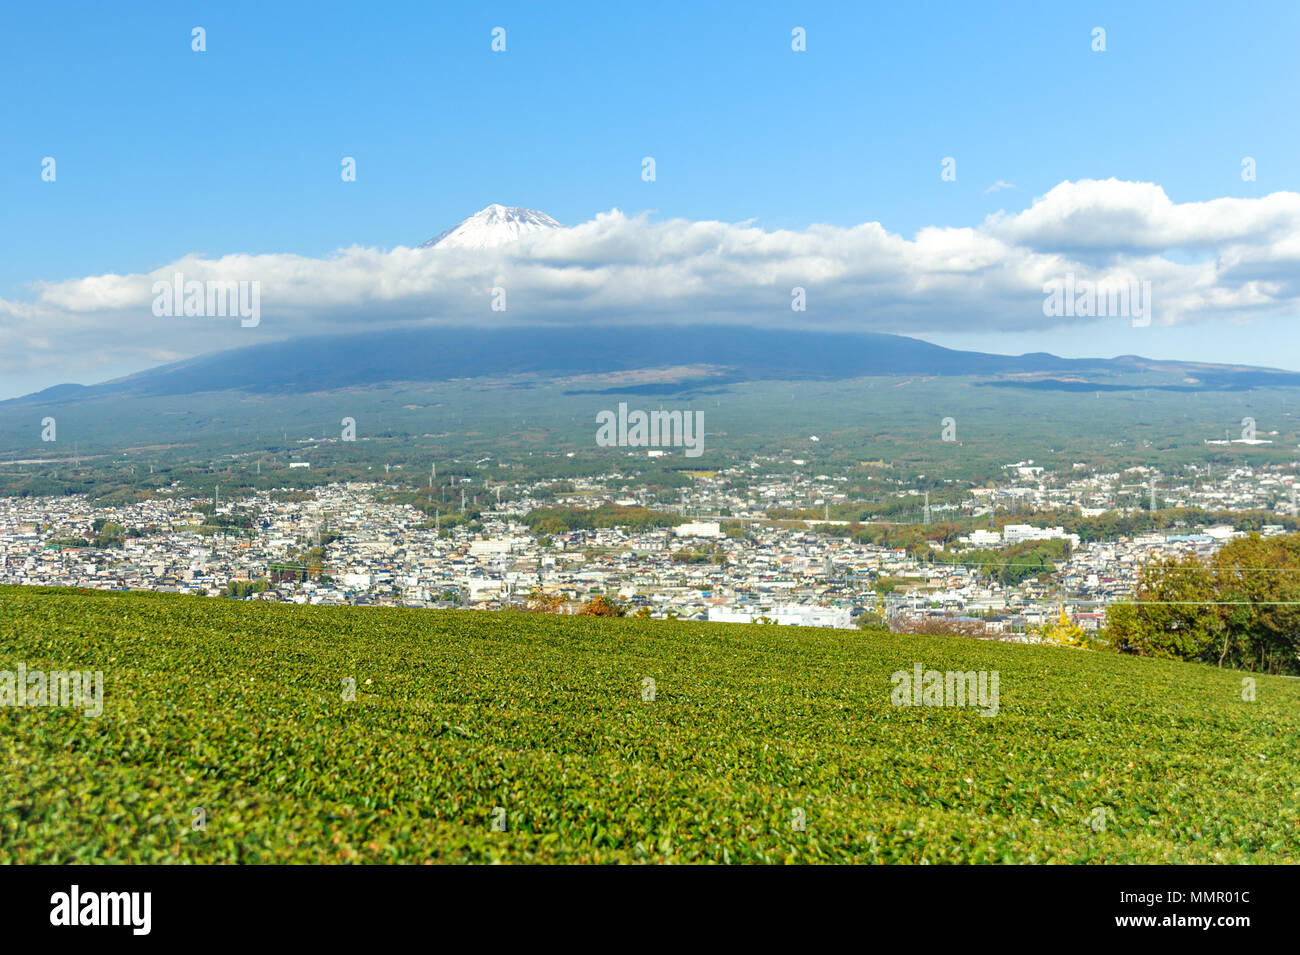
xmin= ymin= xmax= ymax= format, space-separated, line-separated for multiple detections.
xmin=919 ymin=558 xmax=1300 ymax=573
xmin=1125 ymin=600 xmax=1300 ymax=606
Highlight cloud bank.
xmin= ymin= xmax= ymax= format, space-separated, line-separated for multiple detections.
xmin=4 ymin=178 xmax=1299 ymax=388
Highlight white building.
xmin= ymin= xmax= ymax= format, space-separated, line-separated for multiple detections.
xmin=674 ymin=521 xmax=722 ymax=538
xmin=1002 ymin=524 xmax=1080 ymax=548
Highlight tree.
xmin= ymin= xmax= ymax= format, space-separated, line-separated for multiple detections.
xmin=1104 ymin=554 xmax=1221 ymax=661
xmin=525 ymin=587 xmax=565 ymax=614
xmin=1104 ymin=534 xmax=1300 ymax=674
xmin=577 ymin=595 xmax=625 ymax=617
xmin=92 ymin=521 xmax=126 ymax=549
xmin=1039 ymin=611 xmax=1088 ymax=648
xmin=1212 ymin=533 xmax=1300 ymax=672
xmin=223 ymin=579 xmax=270 ymax=598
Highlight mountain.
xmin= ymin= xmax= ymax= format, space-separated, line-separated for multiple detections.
xmin=10 ymin=325 xmax=1300 ymax=406
xmin=418 ymin=204 xmax=563 ymax=249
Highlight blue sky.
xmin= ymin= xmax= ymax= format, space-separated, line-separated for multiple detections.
xmin=3 ymin=0 xmax=1300 ymax=396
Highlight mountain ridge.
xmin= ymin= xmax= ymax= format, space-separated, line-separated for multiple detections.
xmin=10 ymin=325 xmax=1300 ymax=407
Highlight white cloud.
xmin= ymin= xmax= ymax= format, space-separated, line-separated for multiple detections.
xmin=4 ymin=179 xmax=1300 ymax=388
xmin=984 ymin=180 xmax=1016 ymax=195
xmin=985 ymin=178 xmax=1300 ymax=251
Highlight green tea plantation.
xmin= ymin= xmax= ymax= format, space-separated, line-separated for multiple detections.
xmin=1 ymin=585 xmax=1296 ymax=863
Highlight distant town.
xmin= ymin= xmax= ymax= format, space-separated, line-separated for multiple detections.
xmin=4 ymin=455 xmax=1294 ymax=637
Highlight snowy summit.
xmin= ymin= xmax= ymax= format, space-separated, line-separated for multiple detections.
xmin=419 ymin=204 xmax=563 ymax=249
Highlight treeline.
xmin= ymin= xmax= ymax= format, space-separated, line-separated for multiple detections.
xmin=46 ymin=519 xmax=142 ymax=550
xmin=939 ymin=539 xmax=1070 ymax=586
xmin=523 ymin=504 xmax=685 ymax=536
xmin=813 ymin=506 xmax=1300 ymax=559
xmin=222 ymin=579 xmax=271 ymax=598
xmin=1011 ymin=507 xmax=1300 ymax=543
xmin=1105 ymin=532 xmax=1300 ymax=675
xmin=672 ymin=545 xmax=726 ymax=565
xmin=849 ymin=523 xmax=934 ymax=552
xmin=844 ymin=520 xmax=974 ymax=558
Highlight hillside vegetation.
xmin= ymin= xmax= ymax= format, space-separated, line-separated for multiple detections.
xmin=1 ymin=586 xmax=1296 ymax=863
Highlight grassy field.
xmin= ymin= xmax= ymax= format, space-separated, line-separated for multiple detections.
xmin=1 ymin=585 xmax=1297 ymax=864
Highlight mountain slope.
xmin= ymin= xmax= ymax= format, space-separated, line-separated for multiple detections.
xmin=10 ymin=325 xmax=1300 ymax=406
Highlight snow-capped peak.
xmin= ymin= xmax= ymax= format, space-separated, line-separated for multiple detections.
xmin=419 ymin=204 xmax=563 ymax=249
